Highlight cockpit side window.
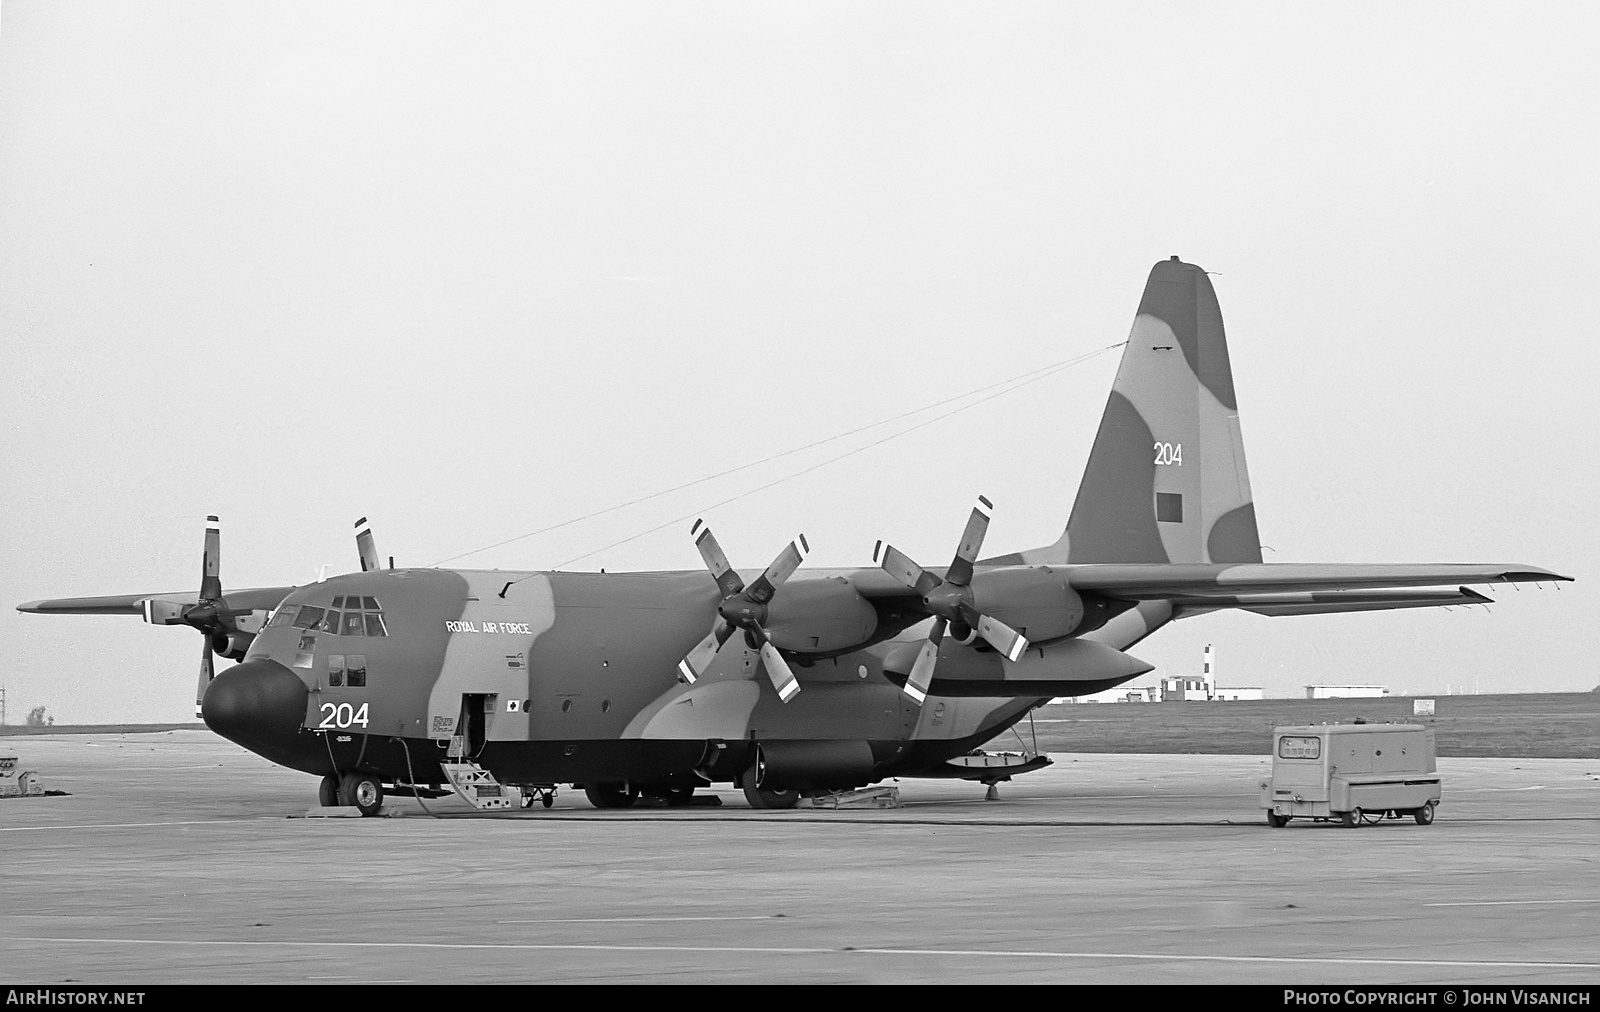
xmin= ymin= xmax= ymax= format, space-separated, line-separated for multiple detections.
xmin=364 ymin=613 xmax=388 ymax=637
xmin=293 ymin=606 xmax=325 ymax=630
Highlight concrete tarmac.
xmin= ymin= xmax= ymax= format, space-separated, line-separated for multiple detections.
xmin=2 ymin=731 xmax=1597 ymax=985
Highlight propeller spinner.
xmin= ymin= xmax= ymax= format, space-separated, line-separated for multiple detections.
xmin=874 ymin=495 xmax=1030 ymax=704
xmin=677 ymin=520 xmax=809 ymax=703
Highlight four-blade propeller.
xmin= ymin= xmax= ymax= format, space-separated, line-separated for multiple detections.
xmin=678 ymin=520 xmax=809 ymax=703
xmin=874 ymin=495 xmax=1029 ymax=703
xmin=165 ymin=517 xmax=253 ymax=716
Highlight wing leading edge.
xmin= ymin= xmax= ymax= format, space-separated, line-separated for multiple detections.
xmin=17 ymin=587 xmax=297 ymax=616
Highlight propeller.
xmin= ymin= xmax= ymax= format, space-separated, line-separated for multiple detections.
xmin=163 ymin=516 xmax=253 ymax=716
xmin=354 ymin=517 xmax=382 ymax=572
xmin=874 ymin=495 xmax=1030 ymax=704
xmin=677 ymin=519 xmax=809 ymax=703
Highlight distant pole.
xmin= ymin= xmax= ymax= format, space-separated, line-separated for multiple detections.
xmin=0 ymin=685 xmax=6 ymax=726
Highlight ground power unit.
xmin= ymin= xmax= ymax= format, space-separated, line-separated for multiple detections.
xmin=1261 ymin=722 xmax=1441 ymax=828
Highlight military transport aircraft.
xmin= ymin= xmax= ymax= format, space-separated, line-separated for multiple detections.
xmin=18 ymin=258 xmax=1571 ymax=815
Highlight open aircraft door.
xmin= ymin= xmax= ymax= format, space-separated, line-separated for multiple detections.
xmin=448 ymin=693 xmax=496 ymax=760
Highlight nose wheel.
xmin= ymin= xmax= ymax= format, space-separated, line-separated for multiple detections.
xmin=326 ymin=771 xmax=383 ymax=817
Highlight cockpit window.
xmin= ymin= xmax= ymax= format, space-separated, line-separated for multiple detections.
xmin=268 ymin=604 xmax=297 ymax=628
xmin=292 ymin=597 xmax=388 ymax=637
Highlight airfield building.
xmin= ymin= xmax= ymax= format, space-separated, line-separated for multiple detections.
xmin=1305 ymin=685 xmax=1390 ymax=699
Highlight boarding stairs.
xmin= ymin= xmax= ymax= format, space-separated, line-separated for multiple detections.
xmin=441 ymin=739 xmax=511 ymax=811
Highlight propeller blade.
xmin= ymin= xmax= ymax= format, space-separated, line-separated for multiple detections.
xmin=355 ymin=517 xmax=381 ymax=573
xmin=946 ymin=496 xmax=993 ymax=587
xmin=677 ymin=618 xmax=735 ymax=683
xmin=758 ymin=639 xmax=801 ymax=704
xmin=976 ymin=613 xmax=1029 ymax=662
xmin=194 ymin=636 xmax=215 ymax=718
xmin=691 ymin=520 xmax=745 ymax=600
xmin=199 ymin=516 xmax=222 ymax=602
xmin=878 ymin=544 xmax=942 ymax=598
xmin=902 ymin=617 xmax=947 ymax=704
xmin=743 ymin=535 xmax=808 ymax=605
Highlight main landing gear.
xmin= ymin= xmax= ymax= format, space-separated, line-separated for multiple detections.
xmin=740 ymin=766 xmax=800 ymax=810
xmin=319 ymin=771 xmax=384 ymax=817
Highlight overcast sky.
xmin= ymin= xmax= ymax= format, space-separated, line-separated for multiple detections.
xmin=2 ymin=2 xmax=1596 ymax=724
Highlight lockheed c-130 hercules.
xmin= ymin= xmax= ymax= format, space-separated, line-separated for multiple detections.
xmin=18 ymin=258 xmax=1572 ymax=815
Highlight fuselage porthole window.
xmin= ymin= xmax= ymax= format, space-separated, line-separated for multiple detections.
xmin=347 ymin=654 xmax=367 ymax=687
xmin=328 ymin=653 xmax=345 ymax=688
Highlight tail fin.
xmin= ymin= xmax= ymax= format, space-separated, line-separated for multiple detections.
xmin=1022 ymin=257 xmax=1262 ymax=565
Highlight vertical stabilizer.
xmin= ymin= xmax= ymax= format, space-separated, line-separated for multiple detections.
xmin=1011 ymin=258 xmax=1262 ymax=565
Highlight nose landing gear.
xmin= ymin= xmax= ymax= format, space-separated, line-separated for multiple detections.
xmin=316 ymin=770 xmax=384 ymax=817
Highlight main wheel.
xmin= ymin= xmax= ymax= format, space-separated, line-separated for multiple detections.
xmin=1266 ymin=811 xmax=1289 ymax=828
xmin=1340 ymin=807 xmax=1362 ymax=828
xmin=584 ymin=782 xmax=639 ymax=809
xmin=340 ymin=772 xmax=384 ymax=817
xmin=740 ymin=766 xmax=800 ymax=810
xmin=1414 ymin=802 xmax=1436 ymax=826
xmin=318 ymin=773 xmax=340 ymax=807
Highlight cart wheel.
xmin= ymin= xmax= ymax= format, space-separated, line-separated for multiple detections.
xmin=1266 ymin=811 xmax=1289 ymax=828
xmin=1413 ymin=802 xmax=1435 ymax=826
xmin=1340 ymin=808 xmax=1362 ymax=828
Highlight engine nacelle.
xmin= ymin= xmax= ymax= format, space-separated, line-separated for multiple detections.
xmin=763 ymin=578 xmax=878 ymax=654
xmin=884 ymin=636 xmax=1151 ymax=697
xmin=218 ymin=632 xmax=254 ymax=661
xmin=967 ymin=567 xmax=1084 ymax=643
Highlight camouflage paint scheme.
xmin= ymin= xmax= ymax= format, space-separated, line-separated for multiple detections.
xmin=18 ymin=259 xmax=1572 ymax=808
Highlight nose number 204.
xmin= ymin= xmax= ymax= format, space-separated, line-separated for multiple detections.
xmin=319 ymin=702 xmax=370 ymax=729
xmin=1153 ymin=441 xmax=1183 ymax=466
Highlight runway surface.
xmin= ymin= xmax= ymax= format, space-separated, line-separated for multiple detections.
xmin=2 ymin=731 xmax=1597 ymax=984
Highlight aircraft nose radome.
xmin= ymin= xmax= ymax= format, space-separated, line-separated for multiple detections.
xmin=202 ymin=658 xmax=307 ymax=750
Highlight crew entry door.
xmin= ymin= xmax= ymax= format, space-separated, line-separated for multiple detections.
xmin=452 ymin=694 xmax=495 ymax=759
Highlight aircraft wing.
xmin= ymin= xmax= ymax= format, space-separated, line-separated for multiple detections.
xmin=17 ymin=587 xmax=298 ymax=615
xmin=1168 ymin=586 xmax=1493 ymax=617
xmin=1058 ymin=563 xmax=1569 ymax=599
xmin=844 ymin=562 xmax=1567 ymax=601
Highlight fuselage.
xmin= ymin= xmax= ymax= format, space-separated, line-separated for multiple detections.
xmin=204 ymin=566 xmax=1055 ymax=792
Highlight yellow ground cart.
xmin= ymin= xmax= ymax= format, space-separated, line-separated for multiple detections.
xmin=1260 ymin=722 xmax=1441 ymax=828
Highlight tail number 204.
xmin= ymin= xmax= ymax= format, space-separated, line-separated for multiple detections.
xmin=319 ymin=702 xmax=370 ymax=729
xmin=1154 ymin=442 xmax=1183 ymax=466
